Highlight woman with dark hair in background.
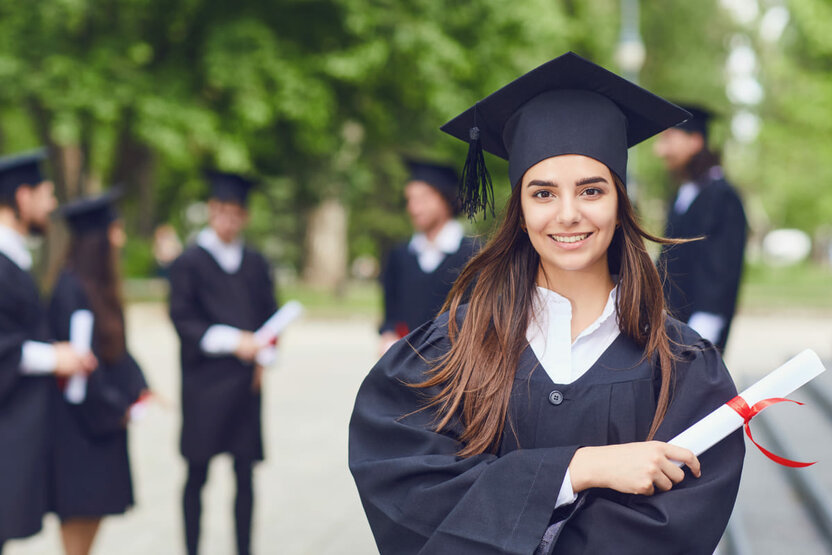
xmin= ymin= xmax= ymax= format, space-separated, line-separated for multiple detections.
xmin=48 ymin=192 xmax=149 ymax=555
xmin=349 ymin=53 xmax=745 ymax=554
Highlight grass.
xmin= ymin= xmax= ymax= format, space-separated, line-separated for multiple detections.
xmin=738 ymin=262 xmax=832 ymax=313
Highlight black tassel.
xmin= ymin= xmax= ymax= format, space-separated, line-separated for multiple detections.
xmin=458 ymin=126 xmax=494 ymax=220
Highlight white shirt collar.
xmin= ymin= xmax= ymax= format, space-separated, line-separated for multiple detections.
xmin=409 ymin=220 xmax=464 ymax=273
xmin=526 ymin=285 xmax=620 ymax=384
xmin=673 ymin=181 xmax=701 ymax=215
xmin=197 ymin=227 xmax=244 ymax=274
xmin=0 ymin=224 xmax=33 ymax=270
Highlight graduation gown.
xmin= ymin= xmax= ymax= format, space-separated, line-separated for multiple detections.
xmin=47 ymin=270 xmax=148 ymax=519
xmin=380 ymin=237 xmax=478 ymax=335
xmin=169 ymin=244 xmax=278 ymax=463
xmin=658 ymin=174 xmax=747 ymax=350
xmin=349 ymin=309 xmax=745 ymax=554
xmin=0 ymin=254 xmax=52 ymax=542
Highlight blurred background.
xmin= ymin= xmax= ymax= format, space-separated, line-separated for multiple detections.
xmin=2 ymin=0 xmax=832 ymax=553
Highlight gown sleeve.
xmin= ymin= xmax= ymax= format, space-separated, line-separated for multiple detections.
xmin=349 ymin=317 xmax=582 ymax=555
xmin=549 ymin=336 xmax=745 ymax=555
xmin=378 ymin=247 xmax=401 ymax=335
xmin=0 ymin=270 xmax=37 ymax=403
xmin=168 ymin=250 xmax=216 ymax=351
xmin=689 ymin=187 xmax=746 ymax=317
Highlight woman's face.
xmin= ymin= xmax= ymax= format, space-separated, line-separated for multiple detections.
xmin=108 ymin=220 xmax=126 ymax=250
xmin=519 ymin=154 xmax=618 ymax=280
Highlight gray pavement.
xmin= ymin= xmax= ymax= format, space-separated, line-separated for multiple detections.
xmin=5 ymin=306 xmax=832 ymax=554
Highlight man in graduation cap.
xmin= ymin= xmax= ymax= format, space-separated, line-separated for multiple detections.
xmin=654 ymin=105 xmax=747 ymax=352
xmin=378 ymin=160 xmax=478 ymax=354
xmin=168 ymin=170 xmax=279 ymax=555
xmin=0 ymin=149 xmax=97 ymax=551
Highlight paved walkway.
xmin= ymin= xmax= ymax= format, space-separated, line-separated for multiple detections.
xmin=5 ymin=306 xmax=832 ymax=554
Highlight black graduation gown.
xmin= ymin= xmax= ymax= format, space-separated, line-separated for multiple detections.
xmin=658 ymin=174 xmax=747 ymax=350
xmin=0 ymin=253 xmax=52 ymax=542
xmin=380 ymin=236 xmax=478 ymax=335
xmin=169 ymin=244 xmax=278 ymax=463
xmin=349 ymin=309 xmax=745 ymax=554
xmin=47 ymin=270 xmax=148 ymax=520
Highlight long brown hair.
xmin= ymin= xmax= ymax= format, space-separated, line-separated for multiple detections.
xmin=414 ymin=175 xmax=687 ymax=457
xmin=66 ymin=225 xmax=126 ymax=364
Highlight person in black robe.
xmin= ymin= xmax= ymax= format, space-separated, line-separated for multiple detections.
xmin=379 ymin=160 xmax=478 ymax=354
xmin=350 ymin=52 xmax=745 ymax=554
xmin=654 ymin=105 xmax=747 ymax=352
xmin=169 ymin=171 xmax=279 ymax=555
xmin=0 ymin=150 xmax=96 ymax=553
xmin=47 ymin=191 xmax=149 ymax=555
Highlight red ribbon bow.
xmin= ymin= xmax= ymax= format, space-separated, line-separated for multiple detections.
xmin=727 ymin=395 xmax=816 ymax=468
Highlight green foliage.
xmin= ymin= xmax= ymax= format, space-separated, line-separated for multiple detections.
xmin=0 ymin=0 xmax=829 ymax=277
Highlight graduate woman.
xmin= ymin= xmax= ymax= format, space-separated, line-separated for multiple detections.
xmin=349 ymin=52 xmax=745 ymax=554
xmin=48 ymin=191 xmax=149 ymax=555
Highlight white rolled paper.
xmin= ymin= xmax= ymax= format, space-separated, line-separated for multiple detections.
xmin=669 ymin=349 xmax=826 ymax=462
xmin=254 ymin=300 xmax=304 ymax=346
xmin=66 ymin=309 xmax=94 ymax=405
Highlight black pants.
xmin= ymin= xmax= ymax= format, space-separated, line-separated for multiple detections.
xmin=183 ymin=458 xmax=254 ymax=555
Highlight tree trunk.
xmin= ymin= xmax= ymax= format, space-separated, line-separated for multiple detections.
xmin=111 ymin=122 xmax=157 ymax=238
xmin=302 ymin=198 xmax=348 ymax=293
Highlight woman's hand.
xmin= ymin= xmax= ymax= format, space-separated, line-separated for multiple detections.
xmin=568 ymin=441 xmax=701 ymax=496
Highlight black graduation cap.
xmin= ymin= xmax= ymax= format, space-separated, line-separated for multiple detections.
xmin=204 ymin=170 xmax=256 ymax=206
xmin=405 ymin=159 xmax=460 ymax=212
xmin=673 ymin=104 xmax=713 ymax=140
xmin=0 ymin=148 xmax=47 ymax=197
xmin=60 ymin=189 xmax=122 ymax=234
xmin=441 ymin=51 xmax=691 ymax=218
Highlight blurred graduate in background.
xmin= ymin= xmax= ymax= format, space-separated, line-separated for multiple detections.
xmin=168 ymin=171 xmax=279 ymax=555
xmin=378 ymin=160 xmax=478 ymax=354
xmin=0 ymin=150 xmax=96 ymax=553
xmin=654 ymin=106 xmax=747 ymax=352
xmin=47 ymin=191 xmax=150 ymax=555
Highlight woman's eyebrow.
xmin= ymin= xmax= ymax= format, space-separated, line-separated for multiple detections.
xmin=526 ymin=179 xmax=558 ymax=188
xmin=575 ymin=176 xmax=609 ymax=186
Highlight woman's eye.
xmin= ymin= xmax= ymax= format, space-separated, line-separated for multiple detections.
xmin=533 ymin=190 xmax=554 ymax=199
xmin=581 ymin=187 xmax=603 ymax=197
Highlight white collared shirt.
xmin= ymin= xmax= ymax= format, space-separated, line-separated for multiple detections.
xmin=525 ymin=285 xmax=621 ymax=509
xmin=673 ymin=182 xmax=700 ymax=215
xmin=197 ymin=227 xmax=244 ymax=274
xmin=408 ymin=220 xmax=464 ymax=273
xmin=526 ymin=286 xmax=620 ymax=385
xmin=0 ymin=224 xmax=33 ymax=270
xmin=0 ymin=224 xmax=57 ymax=374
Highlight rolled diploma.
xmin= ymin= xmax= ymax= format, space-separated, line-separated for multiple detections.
xmin=66 ymin=309 xmax=94 ymax=404
xmin=669 ymin=349 xmax=826 ymax=462
xmin=254 ymin=300 xmax=303 ymax=345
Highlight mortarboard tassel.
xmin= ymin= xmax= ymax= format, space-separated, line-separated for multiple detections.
xmin=458 ymin=125 xmax=494 ymax=220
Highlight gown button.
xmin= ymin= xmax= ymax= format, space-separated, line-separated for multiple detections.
xmin=548 ymin=390 xmax=564 ymax=405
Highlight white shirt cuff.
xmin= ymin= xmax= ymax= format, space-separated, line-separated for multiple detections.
xmin=20 ymin=341 xmax=57 ymax=375
xmin=199 ymin=325 xmax=242 ymax=355
xmin=687 ymin=312 xmax=726 ymax=345
xmin=555 ymin=468 xmax=578 ymax=509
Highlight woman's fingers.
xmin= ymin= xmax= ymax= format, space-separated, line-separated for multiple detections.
xmin=663 ymin=444 xmax=702 ymax=478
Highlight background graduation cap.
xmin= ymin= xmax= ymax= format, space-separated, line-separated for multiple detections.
xmin=440 ymin=51 xmax=691 ymax=218
xmin=0 ymin=148 xmax=48 ymax=199
xmin=672 ymin=104 xmax=714 ymax=141
xmin=60 ymin=188 xmax=123 ymax=234
xmin=204 ymin=170 xmax=257 ymax=206
xmin=405 ymin=159 xmax=461 ymax=214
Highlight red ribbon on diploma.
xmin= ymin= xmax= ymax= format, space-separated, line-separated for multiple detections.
xmin=727 ymin=395 xmax=816 ymax=468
